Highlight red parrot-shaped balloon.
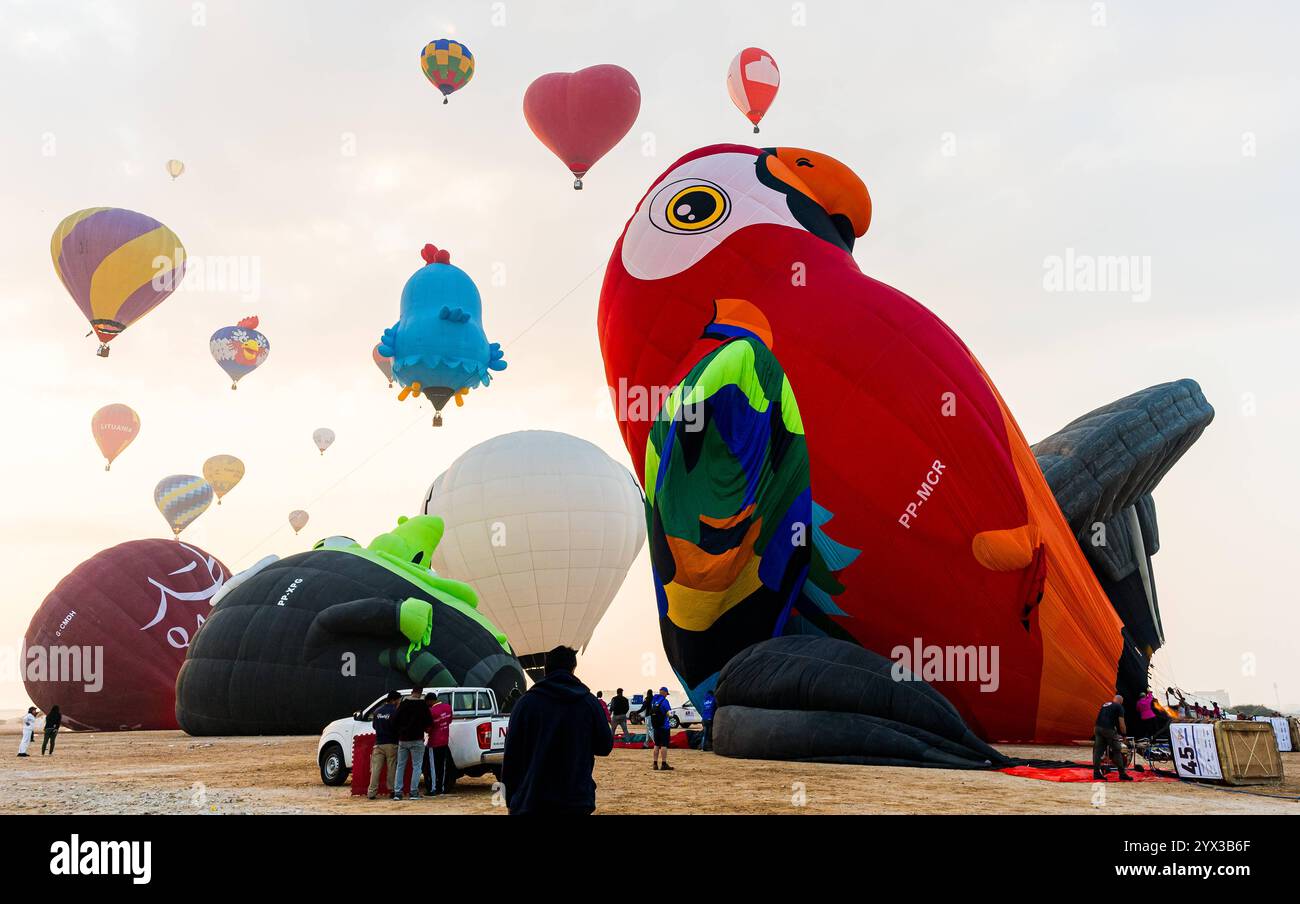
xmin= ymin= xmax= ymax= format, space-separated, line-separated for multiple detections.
xmin=598 ymin=144 xmax=1211 ymax=743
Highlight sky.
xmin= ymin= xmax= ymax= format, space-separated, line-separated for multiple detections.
xmin=1 ymin=0 xmax=1297 ymax=713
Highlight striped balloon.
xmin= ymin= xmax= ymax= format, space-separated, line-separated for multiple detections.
xmin=420 ymin=38 xmax=474 ymax=103
xmin=50 ymin=208 xmax=187 ymax=357
xmin=154 ymin=475 xmax=213 ymax=538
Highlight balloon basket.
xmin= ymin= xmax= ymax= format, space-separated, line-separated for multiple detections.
xmin=432 ymin=413 xmax=443 ymax=427
xmin=573 ymin=178 xmax=583 ymax=190
xmin=104 ymin=464 xmax=111 ymax=472
xmin=96 ymin=344 xmax=111 ymax=358
xmin=443 ymin=97 xmax=448 ymax=105
xmin=753 ymin=125 xmax=760 ymax=134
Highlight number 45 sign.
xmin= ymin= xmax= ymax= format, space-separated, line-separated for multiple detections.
xmin=1170 ymin=722 xmax=1223 ymax=781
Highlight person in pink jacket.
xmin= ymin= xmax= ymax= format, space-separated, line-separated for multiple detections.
xmin=423 ymin=693 xmax=455 ymax=796
xmin=596 ymin=690 xmax=612 ymax=726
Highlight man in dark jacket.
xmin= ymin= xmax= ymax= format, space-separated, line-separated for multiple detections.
xmin=1092 ymin=694 xmax=1134 ymax=782
xmin=393 ymin=686 xmax=433 ymax=800
xmin=502 ymin=646 xmax=613 ymax=815
xmin=609 ymin=688 xmax=631 ymax=740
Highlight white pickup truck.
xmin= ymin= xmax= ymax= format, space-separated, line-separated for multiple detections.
xmin=317 ymin=687 xmax=509 ymax=789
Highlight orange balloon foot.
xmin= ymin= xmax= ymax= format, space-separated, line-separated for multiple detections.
xmin=398 ymin=381 xmax=423 ymax=401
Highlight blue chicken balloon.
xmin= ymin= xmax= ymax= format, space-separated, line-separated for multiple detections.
xmin=378 ymin=245 xmax=506 ymax=426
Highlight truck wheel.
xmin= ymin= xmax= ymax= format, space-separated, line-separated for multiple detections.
xmin=319 ymin=743 xmax=348 ymax=787
xmin=669 ymin=714 xmax=681 ymax=729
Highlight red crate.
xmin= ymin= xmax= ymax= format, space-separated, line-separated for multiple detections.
xmin=350 ymin=734 xmax=419 ymax=796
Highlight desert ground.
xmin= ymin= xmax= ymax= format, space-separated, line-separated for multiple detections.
xmin=1 ymin=724 xmax=1296 ymax=815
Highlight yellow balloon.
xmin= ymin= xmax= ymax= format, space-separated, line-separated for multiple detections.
xmin=202 ymin=454 xmax=245 ymax=505
xmin=166 ymin=159 xmax=185 ymax=179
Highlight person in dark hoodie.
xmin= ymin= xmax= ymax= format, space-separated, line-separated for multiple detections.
xmin=393 ymin=686 xmax=433 ymax=801
xmin=41 ymin=706 xmax=62 ymax=756
xmin=502 ymin=645 xmax=613 ymax=815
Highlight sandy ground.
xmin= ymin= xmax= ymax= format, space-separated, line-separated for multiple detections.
xmin=1 ymin=726 xmax=1296 ymax=815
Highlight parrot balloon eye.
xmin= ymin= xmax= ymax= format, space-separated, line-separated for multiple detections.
xmin=653 ymin=181 xmax=731 ymax=234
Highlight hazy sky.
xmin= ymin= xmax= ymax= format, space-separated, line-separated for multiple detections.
xmin=1 ymin=0 xmax=1297 ymax=712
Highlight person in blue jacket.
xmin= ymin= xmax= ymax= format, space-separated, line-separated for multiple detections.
xmin=651 ymin=687 xmax=674 ymax=772
xmin=700 ymin=690 xmax=716 ymax=751
xmin=502 ymin=646 xmax=614 ymax=815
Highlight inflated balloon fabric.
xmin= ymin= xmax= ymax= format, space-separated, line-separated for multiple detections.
xmin=714 ymin=637 xmax=1009 ymax=768
xmin=24 ymin=540 xmax=228 ymax=730
xmin=423 ymin=430 xmax=646 ymax=670
xmin=598 ymin=143 xmax=1214 ymax=743
xmin=176 ymin=520 xmax=523 ymax=735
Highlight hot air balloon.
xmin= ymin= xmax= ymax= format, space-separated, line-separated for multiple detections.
xmin=91 ymin=403 xmax=139 ymax=470
xmin=313 ymin=428 xmax=336 ymax=455
xmin=422 ymin=431 xmax=646 ymax=680
xmin=166 ymin=159 xmax=185 ymax=180
xmin=420 ymin=38 xmax=474 ymax=103
xmin=175 ymin=516 xmax=523 ymax=735
xmin=202 ymin=454 xmax=245 ymax=505
xmin=154 ymin=475 xmax=213 ymax=538
xmin=23 ymin=539 xmax=228 ymax=730
xmin=377 ymin=245 xmax=506 ymax=427
xmin=597 ymin=142 xmax=1215 ymax=747
xmin=523 ymin=64 xmax=641 ymax=189
xmin=210 ymin=316 xmax=269 ymax=389
xmin=288 ymin=510 xmax=310 ymax=534
xmin=373 ymin=343 xmax=395 ymax=387
xmin=51 ymin=208 xmax=187 ymax=356
xmin=727 ymin=48 xmax=780 ymax=133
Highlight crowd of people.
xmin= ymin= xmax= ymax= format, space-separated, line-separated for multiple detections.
xmin=365 ymin=688 xmax=454 ymax=800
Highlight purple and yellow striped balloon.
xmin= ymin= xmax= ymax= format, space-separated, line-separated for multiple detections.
xmin=50 ymin=207 xmax=187 ymax=357
xmin=154 ymin=474 xmax=213 ymax=538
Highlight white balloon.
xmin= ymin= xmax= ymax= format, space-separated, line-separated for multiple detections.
xmin=312 ymin=427 xmax=336 ymax=455
xmin=422 ymin=431 xmax=646 ymax=670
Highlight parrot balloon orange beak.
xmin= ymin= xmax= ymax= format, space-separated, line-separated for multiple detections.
xmin=762 ymin=148 xmax=872 ymax=249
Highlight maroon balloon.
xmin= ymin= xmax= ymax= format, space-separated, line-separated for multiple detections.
xmin=23 ymin=539 xmax=228 ymax=730
xmin=523 ymin=64 xmax=641 ymax=188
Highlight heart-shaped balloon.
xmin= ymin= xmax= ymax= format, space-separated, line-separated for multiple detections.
xmin=523 ymin=64 xmax=641 ymax=189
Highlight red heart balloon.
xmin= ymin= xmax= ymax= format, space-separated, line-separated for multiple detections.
xmin=523 ymin=64 xmax=641 ymax=188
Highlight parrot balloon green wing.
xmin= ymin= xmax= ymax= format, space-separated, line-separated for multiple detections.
xmin=646 ymin=319 xmax=858 ymax=700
